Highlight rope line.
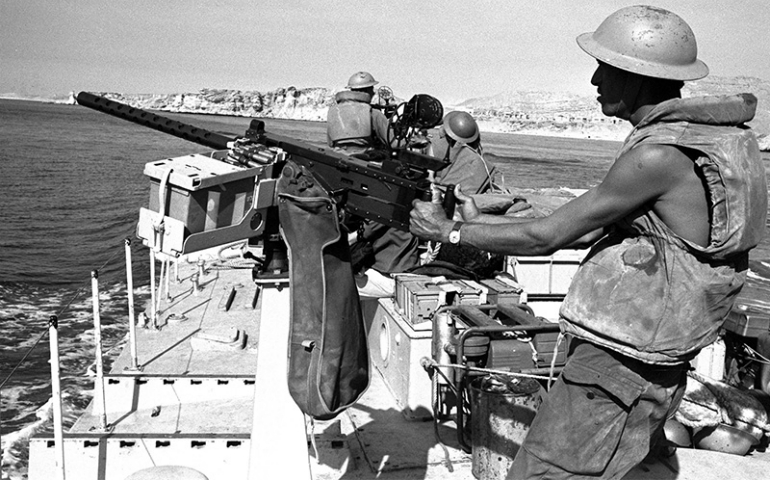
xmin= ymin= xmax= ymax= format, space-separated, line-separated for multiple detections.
xmin=742 ymin=343 xmax=770 ymax=365
xmin=0 ymin=241 xmax=125 ymax=391
xmin=431 ymin=370 xmax=455 ymax=472
xmin=0 ymin=329 xmax=50 ymax=390
xmin=429 ymin=362 xmax=556 ymax=382
xmin=55 ymin=284 xmax=89 ymax=319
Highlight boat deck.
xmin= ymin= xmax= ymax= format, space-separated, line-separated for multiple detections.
xmin=29 ymin=254 xmax=770 ymax=480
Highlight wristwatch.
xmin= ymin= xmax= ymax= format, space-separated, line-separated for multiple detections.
xmin=448 ymin=221 xmax=463 ymax=245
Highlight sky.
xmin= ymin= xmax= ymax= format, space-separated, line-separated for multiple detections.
xmin=2 ymin=1 xmax=769 ymax=105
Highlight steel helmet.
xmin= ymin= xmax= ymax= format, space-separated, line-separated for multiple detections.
xmin=577 ymin=5 xmax=708 ymax=81
xmin=347 ymin=71 xmax=379 ymax=90
xmin=441 ymin=111 xmax=479 ymax=143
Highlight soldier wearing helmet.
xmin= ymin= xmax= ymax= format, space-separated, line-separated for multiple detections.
xmin=326 ymin=71 xmax=392 ymax=153
xmin=346 ymin=71 xmax=378 ymax=92
xmin=328 ymin=72 xmax=420 ymax=296
xmin=432 ymin=111 xmax=500 ymax=195
xmin=410 ymin=6 xmax=766 ymax=478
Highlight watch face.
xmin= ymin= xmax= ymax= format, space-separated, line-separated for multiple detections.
xmin=449 ymin=230 xmax=460 ymax=244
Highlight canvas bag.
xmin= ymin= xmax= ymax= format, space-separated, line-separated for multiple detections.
xmin=276 ymin=160 xmax=370 ymax=420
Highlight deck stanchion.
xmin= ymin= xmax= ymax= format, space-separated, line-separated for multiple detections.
xmin=191 ymin=270 xmax=200 ymax=297
xmin=156 ymin=258 xmax=166 ymax=316
xmin=197 ymin=257 xmax=205 ymax=279
xmin=150 ymin=249 xmax=157 ymax=328
xmin=91 ymin=270 xmax=108 ymax=430
xmin=48 ymin=315 xmax=66 ymax=480
xmin=248 ymin=282 xmax=312 ymax=480
xmin=156 ymin=259 xmax=163 ymax=303
xmin=165 ymin=257 xmax=171 ymax=300
xmin=125 ymin=239 xmax=139 ymax=370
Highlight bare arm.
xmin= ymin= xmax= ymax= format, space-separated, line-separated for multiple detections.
xmin=410 ymin=144 xmax=687 ymax=255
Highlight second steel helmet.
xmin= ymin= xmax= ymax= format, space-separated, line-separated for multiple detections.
xmin=442 ymin=111 xmax=479 ymax=144
xmin=577 ymin=5 xmax=708 ymax=81
xmin=347 ymin=71 xmax=379 ymax=90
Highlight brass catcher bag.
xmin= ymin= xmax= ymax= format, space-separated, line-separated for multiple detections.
xmin=276 ymin=160 xmax=369 ymax=420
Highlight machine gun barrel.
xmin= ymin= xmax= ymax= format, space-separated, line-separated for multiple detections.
xmin=75 ymin=92 xmax=445 ymax=233
xmin=76 ymin=91 xmax=234 ymax=149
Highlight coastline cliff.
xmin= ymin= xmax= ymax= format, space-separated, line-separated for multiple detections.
xmin=85 ymin=75 xmax=770 ymax=149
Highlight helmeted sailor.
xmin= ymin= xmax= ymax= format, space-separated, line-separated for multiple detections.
xmin=432 ymin=111 xmax=501 ymax=195
xmin=326 ymin=71 xmax=392 ymax=154
xmin=327 ymin=72 xmax=420 ymax=296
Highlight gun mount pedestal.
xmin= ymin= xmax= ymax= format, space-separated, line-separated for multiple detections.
xmin=248 ymin=278 xmax=312 ymax=480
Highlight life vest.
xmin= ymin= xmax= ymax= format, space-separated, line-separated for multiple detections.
xmin=327 ymin=91 xmax=374 ymax=147
xmin=560 ymin=94 xmax=767 ymax=365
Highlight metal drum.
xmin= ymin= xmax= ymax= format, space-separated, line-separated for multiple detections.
xmin=470 ymin=375 xmax=542 ymax=480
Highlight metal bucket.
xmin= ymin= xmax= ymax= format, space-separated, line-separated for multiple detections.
xmin=470 ymin=375 xmax=542 ymax=480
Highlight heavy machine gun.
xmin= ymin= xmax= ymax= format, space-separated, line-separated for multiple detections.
xmin=75 ymin=92 xmax=452 ymax=275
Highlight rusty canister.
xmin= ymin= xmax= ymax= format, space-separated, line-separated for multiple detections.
xmin=470 ymin=374 xmax=542 ymax=480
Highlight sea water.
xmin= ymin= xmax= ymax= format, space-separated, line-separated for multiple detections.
xmin=1 ymin=99 xmax=768 ymax=479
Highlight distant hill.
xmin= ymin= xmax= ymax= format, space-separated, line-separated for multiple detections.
xmin=79 ymin=75 xmax=770 ymax=149
xmin=457 ymin=76 xmax=770 ymax=145
xmin=89 ymin=87 xmax=333 ymax=122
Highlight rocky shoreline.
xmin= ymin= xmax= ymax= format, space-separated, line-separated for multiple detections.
xmin=70 ymin=76 xmax=770 ymax=149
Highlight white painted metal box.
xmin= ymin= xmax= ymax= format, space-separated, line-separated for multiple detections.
xmin=135 ymin=152 xmax=277 ymax=255
xmin=145 ymin=152 xmax=258 ymax=234
xmin=367 ymin=298 xmax=434 ymax=420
